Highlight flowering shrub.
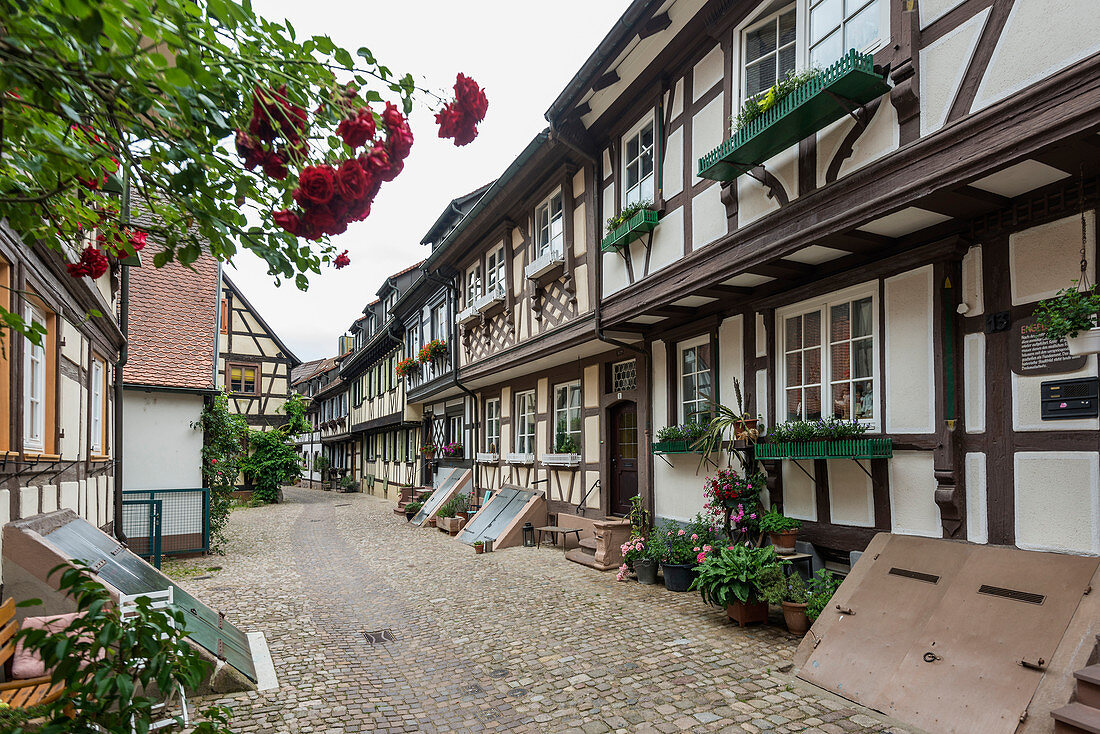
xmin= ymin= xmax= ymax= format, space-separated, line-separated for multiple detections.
xmin=442 ymin=442 xmax=463 ymax=457
xmin=654 ymin=422 xmax=708 ymax=444
xmin=769 ymin=417 xmax=869 ymax=442
xmin=703 ymin=469 xmax=765 ymax=542
xmin=395 ymin=358 xmax=420 ymax=377
xmin=418 ymin=338 xmax=448 ymax=363
xmin=655 ymin=519 xmax=716 ymax=565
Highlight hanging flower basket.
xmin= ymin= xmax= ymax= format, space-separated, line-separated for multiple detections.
xmin=418 ymin=339 xmax=448 ymax=363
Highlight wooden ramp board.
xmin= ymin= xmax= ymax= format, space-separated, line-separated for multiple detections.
xmin=457 ymin=487 xmax=536 ymax=545
xmin=411 ymin=467 xmax=470 ymax=526
xmin=797 ymin=534 xmax=1098 ymax=734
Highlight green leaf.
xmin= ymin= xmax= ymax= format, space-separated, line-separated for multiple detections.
xmin=77 ymin=10 xmax=104 ymax=44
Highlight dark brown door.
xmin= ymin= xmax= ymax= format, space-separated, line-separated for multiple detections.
xmin=610 ymin=402 xmax=638 ymax=516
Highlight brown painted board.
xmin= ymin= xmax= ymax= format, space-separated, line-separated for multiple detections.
xmin=800 ymin=535 xmax=965 ymax=704
xmin=884 ymin=544 xmax=1098 ymax=733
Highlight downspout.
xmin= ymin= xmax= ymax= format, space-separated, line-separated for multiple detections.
xmin=112 ymin=170 xmax=131 ymax=542
xmin=423 ymin=267 xmax=480 ymax=491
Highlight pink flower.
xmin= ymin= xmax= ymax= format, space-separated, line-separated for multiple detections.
xmin=691 ymin=533 xmax=698 ymax=541
xmin=677 ymin=529 xmax=685 ymax=536
xmin=750 ymin=513 xmax=757 ymax=519
xmin=745 ymin=541 xmax=751 ymax=547
xmin=697 ymin=552 xmax=706 ymax=563
xmin=693 ymin=547 xmax=700 ymax=552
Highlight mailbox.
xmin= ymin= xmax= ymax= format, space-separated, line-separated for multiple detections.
xmin=1040 ymin=377 xmax=1099 ymax=420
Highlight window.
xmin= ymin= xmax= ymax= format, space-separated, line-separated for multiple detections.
xmin=431 ymin=304 xmax=446 ymax=341
xmin=622 ymin=118 xmax=655 ymax=207
xmin=23 ymin=303 xmax=46 ymax=451
xmin=0 ymin=257 xmax=10 ymax=451
xmin=780 ymin=290 xmax=877 ymax=425
xmin=449 ymin=415 xmax=463 ymax=448
xmin=406 ymin=429 xmax=416 ymax=461
xmin=407 ymin=325 xmax=419 ymax=360
xmin=679 ymin=337 xmax=713 ymax=424
xmin=220 ymin=298 xmax=229 ymax=334
xmin=612 ymin=359 xmax=637 ymax=392
xmin=553 ymin=383 xmax=582 ymax=452
xmin=90 ymin=359 xmax=105 ymax=454
xmin=486 ymin=247 xmax=506 ymax=293
xmin=229 ymin=363 xmax=258 ymax=394
xmin=809 ymin=0 xmax=882 ymax=68
xmin=485 ymin=398 xmax=500 ymax=452
xmin=515 ymin=390 xmax=535 ymax=454
xmin=466 ymin=265 xmax=481 ymax=305
xmin=535 ymin=190 xmax=564 ymax=258
xmin=743 ymin=8 xmax=796 ymax=100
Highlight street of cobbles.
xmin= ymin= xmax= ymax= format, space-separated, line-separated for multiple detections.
xmin=176 ymin=487 xmax=918 ymax=733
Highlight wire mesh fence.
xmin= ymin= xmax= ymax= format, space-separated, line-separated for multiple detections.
xmin=121 ymin=488 xmax=210 ymax=563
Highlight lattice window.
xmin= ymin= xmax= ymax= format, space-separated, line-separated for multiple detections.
xmin=612 ymin=359 xmax=637 ymax=392
xmin=432 ymin=416 xmax=446 ymax=448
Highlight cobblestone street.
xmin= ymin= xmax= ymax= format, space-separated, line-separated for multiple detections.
xmin=177 ymin=488 xmax=916 ymax=733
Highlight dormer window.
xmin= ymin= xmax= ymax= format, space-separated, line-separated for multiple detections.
xmin=535 ymin=190 xmax=564 ymax=258
xmin=622 ymin=117 xmax=655 ymax=207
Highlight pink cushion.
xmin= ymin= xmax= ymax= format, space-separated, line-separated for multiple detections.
xmin=12 ymin=613 xmax=82 ymax=679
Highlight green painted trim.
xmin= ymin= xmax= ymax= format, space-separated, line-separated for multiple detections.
xmin=601 ymin=208 xmax=660 ymax=252
xmin=753 ymin=438 xmax=893 ymax=460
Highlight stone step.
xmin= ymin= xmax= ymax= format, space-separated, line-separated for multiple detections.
xmin=578 ymin=538 xmax=597 ymax=551
xmin=1076 ymin=665 xmax=1100 ymax=708
xmin=565 ymin=547 xmax=617 ymax=571
xmin=1053 ymin=703 xmax=1100 ymax=734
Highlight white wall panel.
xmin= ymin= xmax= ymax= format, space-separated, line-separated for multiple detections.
xmin=828 ymin=459 xmax=874 ymax=527
xmin=889 ymin=451 xmax=941 ymax=537
xmin=1015 ymin=451 xmax=1099 ymax=554
xmin=691 ymin=184 xmax=727 ymax=249
xmin=919 ymin=9 xmax=989 ymax=136
xmin=782 ymin=460 xmax=816 ymax=521
xmin=965 ymin=452 xmax=988 ymax=544
xmin=963 ymin=332 xmax=986 ymax=434
xmin=885 ymin=266 xmax=935 ymax=434
xmin=1010 ymin=212 xmax=1095 ymax=305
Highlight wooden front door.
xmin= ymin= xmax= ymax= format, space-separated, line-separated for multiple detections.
xmin=609 ymin=402 xmax=638 ymax=516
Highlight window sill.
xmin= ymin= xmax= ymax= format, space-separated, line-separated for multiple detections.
xmin=505 ymin=452 xmax=535 ymax=466
xmin=22 ymin=452 xmax=61 ymax=462
xmin=540 ymin=453 xmax=582 ymax=468
xmin=89 ymin=454 xmax=111 ymax=462
xmin=475 ymin=452 xmax=499 ymax=464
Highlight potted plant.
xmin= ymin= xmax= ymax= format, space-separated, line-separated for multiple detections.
xmin=338 ymin=475 xmax=359 ymax=493
xmin=702 ymin=468 xmax=766 ymax=544
xmin=656 ymin=520 xmax=704 ymax=592
xmin=421 ymin=443 xmax=438 ymax=459
xmin=760 ymin=570 xmax=810 ymax=635
xmin=618 ymin=534 xmax=659 ymax=585
xmin=473 ymin=540 xmax=485 ymax=555
xmin=691 ymin=544 xmax=785 ymax=626
xmin=312 ymin=454 xmax=331 ymax=484
xmin=652 ymin=422 xmax=707 ymax=452
xmin=404 ymin=500 xmax=423 ymax=522
xmin=442 ymin=441 xmax=463 ymax=458
xmin=759 ymin=508 xmax=801 ymax=555
xmin=1033 ymin=281 xmax=1100 ymax=355
xmin=395 ymin=357 xmax=420 ymax=378
xmin=417 ymin=338 xmax=448 ymax=363
xmin=805 ymin=569 xmax=842 ymax=624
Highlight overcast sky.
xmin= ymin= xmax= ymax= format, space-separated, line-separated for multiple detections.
xmin=228 ymin=0 xmax=630 ymax=363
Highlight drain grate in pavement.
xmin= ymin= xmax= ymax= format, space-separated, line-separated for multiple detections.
xmin=508 ymin=687 xmax=528 ymax=697
xmin=464 ymin=683 xmax=485 ymax=695
xmin=475 ymin=705 xmax=503 ymax=722
xmin=362 ymin=629 xmax=396 ymax=645
xmin=488 ymin=668 xmax=509 ymax=679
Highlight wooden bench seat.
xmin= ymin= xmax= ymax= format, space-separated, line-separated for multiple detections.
xmin=0 ymin=598 xmax=68 ymax=709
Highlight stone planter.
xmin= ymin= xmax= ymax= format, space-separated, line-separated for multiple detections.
xmin=782 ymin=601 xmax=810 ymax=636
xmin=726 ymin=599 xmax=769 ymax=626
xmin=769 ymin=529 xmax=799 ymax=555
xmin=661 ymin=562 xmax=696 ymax=592
xmin=634 ymin=558 xmax=659 ymax=585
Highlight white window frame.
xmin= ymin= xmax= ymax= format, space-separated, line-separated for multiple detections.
xmin=678 ymin=335 xmax=714 ymax=424
xmin=486 ymin=246 xmax=506 ymax=293
xmin=90 ymin=359 xmax=104 ymax=453
xmin=534 ymin=189 xmax=564 ymax=259
xmin=23 ymin=303 xmax=46 ymax=452
xmin=485 ymin=398 xmax=501 ymax=452
xmin=621 ymin=115 xmax=656 ymax=208
xmin=775 ymin=282 xmax=880 ymax=431
xmin=552 ymin=382 xmax=582 ymax=452
xmin=808 ymin=0 xmax=888 ymax=69
xmin=465 ymin=264 xmax=482 ymax=306
xmin=431 ymin=303 xmax=447 ymax=341
xmin=741 ymin=6 xmax=798 ymax=103
xmin=515 ymin=390 xmax=536 ymax=454
xmin=448 ymin=415 xmax=463 ymax=448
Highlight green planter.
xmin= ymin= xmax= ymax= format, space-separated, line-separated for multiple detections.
xmin=601 ymin=208 xmax=659 ymax=252
xmin=754 ymin=438 xmax=893 ymax=460
xmin=651 ymin=440 xmax=708 ymax=455
xmin=698 ymin=50 xmax=890 ymax=182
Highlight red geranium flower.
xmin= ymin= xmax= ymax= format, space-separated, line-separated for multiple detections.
xmin=334 ymin=250 xmax=351 ymax=269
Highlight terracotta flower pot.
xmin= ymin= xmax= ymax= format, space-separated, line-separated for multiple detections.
xmin=782 ymin=601 xmax=810 ymax=636
xmin=769 ymin=529 xmax=798 ymax=555
xmin=734 ymin=418 xmax=759 ymax=440
xmin=634 ymin=558 xmax=659 ymax=585
xmin=474 ymin=545 xmax=485 ymax=554
xmin=726 ymin=599 xmax=769 ymax=626
xmin=427 ymin=517 xmax=437 ymax=528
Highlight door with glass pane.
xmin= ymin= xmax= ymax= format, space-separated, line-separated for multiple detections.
xmin=610 ymin=402 xmax=638 ymax=516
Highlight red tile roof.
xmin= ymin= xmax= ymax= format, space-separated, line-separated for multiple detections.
xmin=123 ymin=249 xmax=219 ymax=390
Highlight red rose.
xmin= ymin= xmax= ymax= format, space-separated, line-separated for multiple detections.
xmin=66 ymin=246 xmax=109 ymax=279
xmin=382 ymin=102 xmax=414 ymax=160
xmin=273 ymin=209 xmax=303 ymax=236
xmin=128 ymin=229 xmax=148 ymax=251
xmin=337 ymin=107 xmax=376 ymax=149
xmin=335 ymin=159 xmax=368 ymax=202
xmin=296 ymin=164 xmax=336 ymax=206
xmin=235 ymin=130 xmax=264 ymax=169
xmin=329 ymin=196 xmax=353 ymax=224
xmin=380 ymin=154 xmax=403 ymax=182
xmin=435 ymin=105 xmax=462 ymax=140
xmin=250 ymin=85 xmax=307 ymax=143
xmin=261 ymin=150 xmax=288 ymax=180
xmin=303 ymin=205 xmax=339 ymax=236
xmin=348 ymin=196 xmax=372 ymax=222
xmin=334 ymin=250 xmax=351 ymax=269
xmin=454 ymin=73 xmax=488 ymax=122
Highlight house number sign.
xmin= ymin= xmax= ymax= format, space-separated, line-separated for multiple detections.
xmin=1010 ymin=315 xmax=1087 ymax=376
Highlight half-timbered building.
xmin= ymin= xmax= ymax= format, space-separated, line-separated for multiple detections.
xmin=218 ymin=274 xmax=300 ymax=429
xmin=291 ymin=357 xmax=332 ymax=486
xmin=0 ymin=221 xmax=126 ymax=587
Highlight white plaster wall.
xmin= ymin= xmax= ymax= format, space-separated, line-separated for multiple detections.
xmin=919 ymin=9 xmax=989 ymax=137
xmin=691 ymin=96 xmax=725 ymax=188
xmin=973 ymin=0 xmax=1100 ymax=113
xmin=60 ymin=481 xmax=78 ymax=513
xmin=718 ymin=316 xmax=744 ymax=408
xmin=888 ymin=451 xmax=941 ymax=537
xmin=782 ymin=460 xmax=816 ymax=521
xmin=963 ymin=332 xmax=986 ymax=434
xmin=122 ymin=390 xmax=205 ymax=489
xmin=0 ymin=490 xmax=8 ymax=586
xmin=603 ymin=249 xmax=630 ymax=296
xmin=664 ymin=128 xmax=684 ymax=199
xmin=602 ymin=148 xmax=612 ymax=180
xmin=19 ymin=487 xmax=36 ymax=518
xmin=652 ymin=341 xmax=668 ymax=428
xmin=755 ymin=313 xmax=766 ymax=358
xmin=668 ymin=78 xmax=684 ymax=121
xmin=1014 ymin=451 xmax=1099 ymax=555
xmin=965 ymin=452 xmax=988 ymax=544
xmin=828 ymin=459 xmax=875 ymax=527
xmin=737 ymin=170 xmax=781 ymax=227
xmin=1010 ymin=212 xmax=1095 ymax=305
xmin=649 ymin=207 xmax=685 ymax=274
xmin=692 ymin=45 xmax=723 ymax=101
xmin=755 ymin=368 xmax=769 ymax=433
xmin=919 ymin=0 xmax=967 ymax=28
xmin=885 ymin=266 xmax=935 ymax=434
xmin=691 ymin=184 xmax=727 ymax=249
xmin=41 ymin=485 xmax=57 ymax=513
xmin=838 ymin=101 xmax=899 ymax=181
xmin=59 ymin=373 xmax=83 ymax=460
xmin=1011 ymin=356 xmax=1098 ymax=432
xmin=961 ymin=245 xmax=984 ymax=316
